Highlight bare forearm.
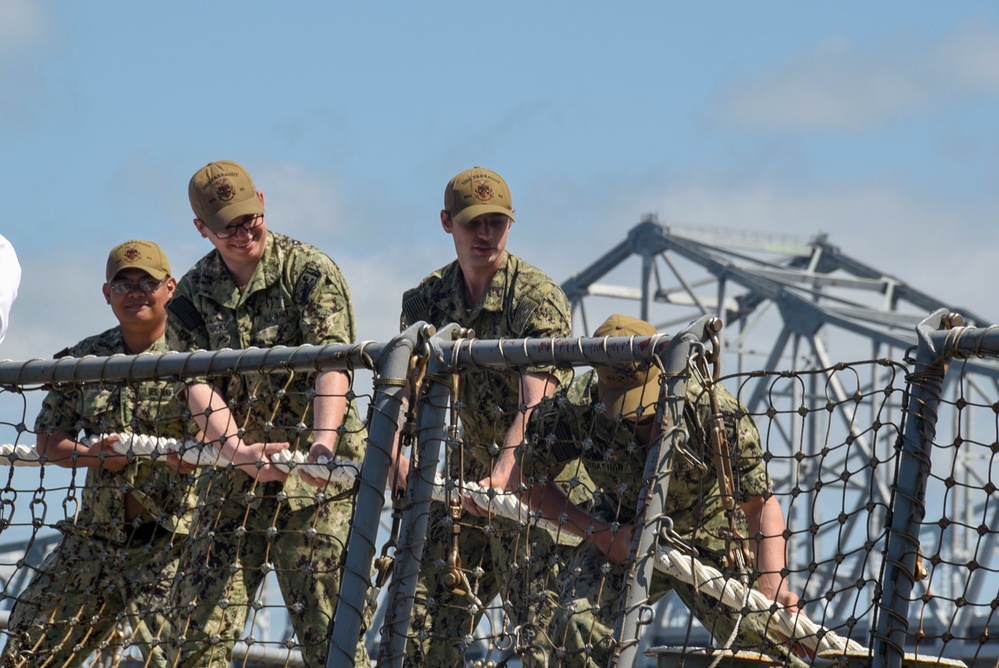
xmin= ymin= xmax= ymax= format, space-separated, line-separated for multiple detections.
xmin=491 ymin=409 xmax=529 ymax=487
xmin=313 ymin=370 xmax=349 ymax=448
xmin=186 ymin=382 xmax=243 ymax=460
xmin=37 ymin=430 xmax=92 ymax=467
xmin=529 ymin=481 xmax=631 ymax=563
xmin=490 ymin=371 xmax=559 ymax=488
xmin=38 ymin=431 xmax=129 ymax=472
xmin=529 ymin=480 xmax=606 ymax=541
xmin=386 ymin=392 xmax=412 ymax=491
xmin=185 ymin=382 xmax=289 ymax=481
xmin=745 ymin=494 xmax=795 ymax=603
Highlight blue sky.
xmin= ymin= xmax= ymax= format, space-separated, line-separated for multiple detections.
xmin=1 ymin=0 xmax=998 ymax=637
xmin=2 ymin=1 xmax=999 ymax=360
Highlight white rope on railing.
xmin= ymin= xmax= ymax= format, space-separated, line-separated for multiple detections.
xmin=0 ymin=443 xmax=43 ymax=466
xmin=651 ymin=548 xmax=867 ymax=657
xmin=427 ymin=476 xmax=575 ymax=540
xmin=0 ymin=435 xmax=868 ymax=658
xmin=0 ymin=436 xmax=558 ymax=530
xmin=0 ymin=435 xmax=359 ymax=494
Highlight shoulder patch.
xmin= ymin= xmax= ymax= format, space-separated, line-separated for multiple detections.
xmin=401 ymin=291 xmax=432 ymax=328
xmin=511 ymin=295 xmax=540 ymax=335
xmin=167 ymin=295 xmax=205 ymax=331
xmin=549 ymin=417 xmax=582 ymax=462
xmin=293 ymin=264 xmax=322 ymax=306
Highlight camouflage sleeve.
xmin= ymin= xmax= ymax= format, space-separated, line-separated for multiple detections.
xmin=130 ymin=351 xmax=198 ymax=441
xmin=515 ymin=280 xmax=571 ymax=340
xmin=34 ymin=385 xmax=82 ymax=436
xmin=564 ymin=370 xmax=598 ymax=406
xmin=165 ymin=276 xmax=210 ymax=353
xmin=520 ymin=397 xmax=584 ymax=478
xmin=714 ymin=382 xmax=772 ymax=500
xmin=34 ymin=341 xmax=89 ymax=435
xmin=164 ymin=277 xmax=213 ymax=394
xmin=292 ymin=253 xmax=356 ymax=346
xmin=516 ymin=279 xmax=572 ymax=384
xmin=732 ymin=415 xmax=771 ymax=499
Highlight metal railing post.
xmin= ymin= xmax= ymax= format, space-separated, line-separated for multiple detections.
xmin=872 ymin=309 xmax=952 ymax=668
xmin=376 ymin=324 xmax=459 ymax=666
xmin=612 ymin=316 xmax=717 ymax=668
xmin=326 ymin=325 xmax=422 ymax=667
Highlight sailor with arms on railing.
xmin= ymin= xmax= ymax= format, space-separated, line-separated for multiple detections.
xmin=165 ymin=160 xmax=370 ymax=667
xmin=391 ymin=166 xmax=572 ymax=667
xmin=519 ymin=314 xmax=809 ymax=668
xmin=1 ymin=240 xmax=196 ymax=668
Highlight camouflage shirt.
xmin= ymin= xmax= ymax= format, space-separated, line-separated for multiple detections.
xmin=166 ymin=231 xmax=367 ymax=508
xmin=522 ymin=370 xmax=772 ymax=554
xmin=401 ymin=252 xmax=572 ymax=473
xmin=34 ymin=330 xmax=195 ymax=543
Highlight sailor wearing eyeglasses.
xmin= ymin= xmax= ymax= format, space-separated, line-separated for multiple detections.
xmin=165 ymin=160 xmax=370 ymax=667
xmin=2 ymin=240 xmax=197 ymax=667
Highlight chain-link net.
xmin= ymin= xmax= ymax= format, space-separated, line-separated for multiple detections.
xmin=0 ymin=319 xmax=995 ymax=668
xmin=0 ymin=347 xmax=372 ymax=668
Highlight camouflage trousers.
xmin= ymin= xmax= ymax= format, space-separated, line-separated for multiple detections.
xmin=168 ymin=479 xmax=369 ymax=668
xmin=551 ymin=542 xmax=810 ymax=668
xmin=403 ymin=503 xmax=564 ymax=668
xmin=1 ymin=524 xmax=183 ymax=668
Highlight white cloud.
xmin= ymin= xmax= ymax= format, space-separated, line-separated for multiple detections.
xmin=256 ymin=162 xmax=349 ymax=244
xmin=337 ymin=246 xmax=441 ymax=343
xmin=717 ymin=22 xmax=999 ymax=131
xmin=937 ymin=22 xmax=999 ymax=89
xmin=0 ymin=0 xmax=57 ymax=128
xmin=0 ymin=0 xmax=47 ymax=55
xmin=107 ymin=154 xmax=190 ymax=229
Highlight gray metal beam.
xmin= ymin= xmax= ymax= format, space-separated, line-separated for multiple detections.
xmin=327 ymin=328 xmax=419 ymax=667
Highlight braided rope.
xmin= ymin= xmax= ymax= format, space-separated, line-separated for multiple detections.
xmin=0 ymin=442 xmax=43 ymax=466
xmin=0 ymin=434 xmax=359 ymax=494
xmin=652 ymin=549 xmax=866 ymax=656
xmin=0 ymin=435 xmax=867 ymax=657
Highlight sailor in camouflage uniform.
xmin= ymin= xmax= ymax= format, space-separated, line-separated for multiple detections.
xmin=519 ymin=315 xmax=808 ymax=667
xmin=2 ymin=241 xmax=195 ymax=668
xmin=396 ymin=167 xmax=571 ymax=667
xmin=165 ymin=161 xmax=368 ymax=667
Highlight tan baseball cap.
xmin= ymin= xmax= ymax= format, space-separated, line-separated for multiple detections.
xmin=593 ymin=314 xmax=663 ymax=417
xmin=106 ymin=240 xmax=171 ymax=282
xmin=443 ymin=166 xmax=515 ymax=227
xmin=188 ymin=160 xmax=265 ymax=233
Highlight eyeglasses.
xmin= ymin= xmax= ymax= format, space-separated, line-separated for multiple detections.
xmin=215 ymin=213 xmax=264 ymax=239
xmin=108 ymin=277 xmax=167 ymax=295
